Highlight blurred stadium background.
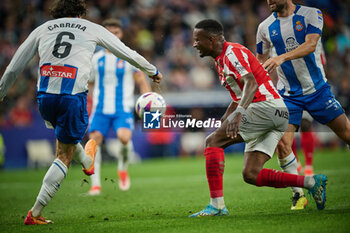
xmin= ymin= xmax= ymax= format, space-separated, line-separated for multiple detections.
xmin=0 ymin=0 xmax=349 ymax=169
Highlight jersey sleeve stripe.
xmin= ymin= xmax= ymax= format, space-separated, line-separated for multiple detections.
xmin=306 ymin=25 xmax=322 ymax=35
xmin=256 ymin=41 xmax=263 ymax=54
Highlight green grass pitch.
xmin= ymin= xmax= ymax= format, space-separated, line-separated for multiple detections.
xmin=1 ymin=149 xmax=350 ymax=233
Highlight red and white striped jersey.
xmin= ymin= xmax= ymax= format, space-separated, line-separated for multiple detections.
xmin=215 ymin=41 xmax=280 ymax=103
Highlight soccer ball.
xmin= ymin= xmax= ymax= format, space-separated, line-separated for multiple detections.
xmin=135 ymin=92 xmax=166 ymax=119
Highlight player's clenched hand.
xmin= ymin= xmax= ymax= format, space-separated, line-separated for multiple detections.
xmin=226 ymin=112 xmax=242 ymax=139
xmin=263 ymin=56 xmax=285 ymax=73
xmin=149 ymin=72 xmax=162 ymax=83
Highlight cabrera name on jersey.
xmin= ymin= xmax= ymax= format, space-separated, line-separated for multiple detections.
xmin=256 ymin=5 xmax=327 ymax=97
xmin=37 ymin=18 xmax=102 ymax=95
xmin=0 ymin=17 xmax=157 ymax=100
xmin=91 ymin=50 xmax=137 ymax=115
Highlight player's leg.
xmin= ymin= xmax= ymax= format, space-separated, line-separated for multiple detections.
xmin=25 ymin=140 xmax=75 ymax=225
xmin=326 ymin=113 xmax=350 ymax=146
xmin=276 ymin=124 xmax=307 ymax=209
xmin=276 ymin=96 xmax=306 ymax=209
xmin=189 ymin=119 xmax=243 ymax=217
xmin=243 ymin=149 xmax=327 ymax=210
xmin=116 ymin=128 xmax=132 ymax=191
xmin=291 ymin=138 xmax=303 ymax=173
xmin=242 ymin=130 xmax=325 ymax=210
xmin=87 ymin=112 xmax=110 ymax=195
xmin=300 ymin=118 xmax=315 ymax=176
xmin=26 ymin=92 xmax=91 ymax=224
xmin=113 ymin=112 xmax=134 ymax=191
xmin=88 ymin=130 xmax=104 ymax=195
xmin=73 ymin=141 xmax=97 ymax=176
xmin=306 ymin=84 xmax=349 ymax=147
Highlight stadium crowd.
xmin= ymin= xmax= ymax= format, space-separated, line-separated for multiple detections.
xmin=0 ymin=0 xmax=349 ymax=129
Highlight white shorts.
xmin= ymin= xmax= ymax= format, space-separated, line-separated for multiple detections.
xmin=239 ymin=98 xmax=288 ymax=158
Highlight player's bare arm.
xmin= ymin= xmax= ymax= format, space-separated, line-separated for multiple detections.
xmin=226 ymin=73 xmax=258 ymax=139
xmin=220 ymin=101 xmax=238 ymax=123
xmin=263 ymin=33 xmax=320 ymax=73
xmin=133 ymin=71 xmax=151 ymax=93
xmin=256 ymin=53 xmax=270 ymax=64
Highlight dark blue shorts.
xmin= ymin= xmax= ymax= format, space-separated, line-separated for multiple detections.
xmin=37 ymin=92 xmax=89 ymax=144
xmin=88 ymin=112 xmax=134 ymax=137
xmin=282 ymin=84 xmax=344 ymax=126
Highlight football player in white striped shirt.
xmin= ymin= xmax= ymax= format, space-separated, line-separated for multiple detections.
xmin=0 ymin=0 xmax=162 ymax=224
xmin=256 ymin=0 xmax=350 ymax=210
xmin=87 ymin=19 xmax=151 ymax=195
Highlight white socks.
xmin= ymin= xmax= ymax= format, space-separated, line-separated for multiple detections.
xmin=118 ymin=142 xmax=130 ymax=171
xmin=278 ymin=152 xmax=304 ymax=195
xmin=73 ymin=143 xmax=93 ymax=169
xmin=32 ymin=158 xmax=67 ymax=217
xmin=210 ymin=197 xmax=225 ymax=209
xmin=90 ymin=146 xmax=102 ymax=187
xmin=303 ymin=176 xmax=316 ymax=189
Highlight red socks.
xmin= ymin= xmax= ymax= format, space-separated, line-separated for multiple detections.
xmin=256 ymin=168 xmax=305 ymax=188
xmin=301 ymin=131 xmax=314 ymax=166
xmin=205 ymin=147 xmax=225 ymax=198
xmin=292 ymin=138 xmax=299 ymax=161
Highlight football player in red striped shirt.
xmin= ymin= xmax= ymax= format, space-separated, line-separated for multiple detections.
xmin=189 ymin=19 xmax=327 ymax=217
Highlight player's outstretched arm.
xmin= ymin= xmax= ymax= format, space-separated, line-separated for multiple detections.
xmin=0 ymin=28 xmax=39 ymax=101
xmin=95 ymin=24 xmax=159 ymax=79
xmin=263 ymin=33 xmax=320 ymax=73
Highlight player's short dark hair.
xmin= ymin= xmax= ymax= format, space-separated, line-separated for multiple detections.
xmin=194 ymin=19 xmax=224 ymax=35
xmin=102 ymin=19 xmax=122 ymax=28
xmin=50 ymin=0 xmax=87 ymax=19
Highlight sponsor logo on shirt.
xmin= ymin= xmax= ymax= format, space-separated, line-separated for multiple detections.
xmin=233 ymin=61 xmax=245 ymax=73
xmin=40 ymin=65 xmax=77 ymax=79
xmin=285 ymin=37 xmax=300 ymax=52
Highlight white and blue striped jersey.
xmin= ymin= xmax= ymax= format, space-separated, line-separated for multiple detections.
xmin=0 ymin=18 xmax=157 ymax=99
xmin=256 ymin=5 xmax=327 ymax=97
xmin=91 ymin=49 xmax=138 ymax=114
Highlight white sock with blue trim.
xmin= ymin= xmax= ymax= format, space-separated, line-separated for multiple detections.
xmin=90 ymin=146 xmax=101 ymax=187
xmin=278 ymin=152 xmax=304 ymax=195
xmin=31 ymin=158 xmax=67 ymax=217
xmin=73 ymin=143 xmax=93 ymax=169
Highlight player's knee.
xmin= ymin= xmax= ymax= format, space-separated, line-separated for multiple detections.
xmin=89 ymin=131 xmax=103 ymax=145
xmin=205 ymin=134 xmax=216 ymax=148
xmin=117 ymin=128 xmax=132 ymax=145
xmin=242 ymin=168 xmax=258 ymax=185
xmin=119 ymin=136 xmax=130 ymax=145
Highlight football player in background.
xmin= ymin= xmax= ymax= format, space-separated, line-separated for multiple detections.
xmin=0 ymin=0 xmax=162 ymax=224
xmin=88 ymin=19 xmax=151 ymax=195
xmin=256 ymin=0 xmax=350 ymax=210
xmin=190 ymin=19 xmax=327 ymax=217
